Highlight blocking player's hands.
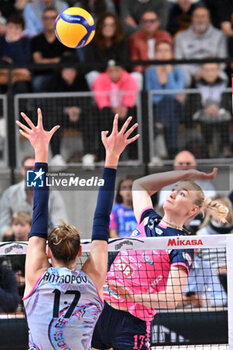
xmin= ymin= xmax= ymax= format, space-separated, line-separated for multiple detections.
xmin=102 ymin=114 xmax=139 ymax=168
xmin=107 ymin=280 xmax=134 ymax=303
xmin=16 ymin=108 xmax=60 ymax=162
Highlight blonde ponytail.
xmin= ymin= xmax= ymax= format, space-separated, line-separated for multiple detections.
xmin=201 ymin=198 xmax=229 ymax=224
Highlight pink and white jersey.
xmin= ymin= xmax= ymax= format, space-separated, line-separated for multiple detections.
xmin=104 ymin=207 xmax=193 ymax=322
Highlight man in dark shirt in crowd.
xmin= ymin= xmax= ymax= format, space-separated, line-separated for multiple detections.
xmin=30 ymin=7 xmax=73 ymax=92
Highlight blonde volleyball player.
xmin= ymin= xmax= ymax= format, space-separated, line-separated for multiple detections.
xmin=16 ymin=109 xmax=139 ymax=350
xmin=92 ymin=168 xmax=229 ymax=350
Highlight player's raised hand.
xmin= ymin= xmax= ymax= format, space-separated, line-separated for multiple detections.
xmin=186 ymin=168 xmax=218 ymax=181
xmin=102 ymin=114 xmax=139 ymax=167
xmin=107 ymin=280 xmax=134 ymax=303
xmin=16 ymin=108 xmax=60 ymax=151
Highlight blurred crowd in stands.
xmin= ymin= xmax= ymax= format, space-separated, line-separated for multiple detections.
xmin=0 ymin=0 xmax=232 ymax=164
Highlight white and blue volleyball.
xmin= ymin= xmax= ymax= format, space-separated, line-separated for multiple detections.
xmin=55 ymin=7 xmax=95 ymax=48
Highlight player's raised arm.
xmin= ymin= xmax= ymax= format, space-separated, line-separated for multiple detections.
xmin=82 ymin=114 xmax=139 ymax=296
xmin=133 ymin=168 xmax=218 ymax=223
xmin=16 ymin=109 xmax=60 ymax=295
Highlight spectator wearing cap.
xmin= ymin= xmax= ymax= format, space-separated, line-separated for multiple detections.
xmin=82 ymin=59 xmax=138 ymax=165
xmin=84 ymin=12 xmax=129 ymax=90
xmin=120 ymin=0 xmax=169 ymax=35
xmin=174 ymin=6 xmax=227 ymax=86
xmin=145 ymin=39 xmax=185 ymax=158
xmin=129 ymin=10 xmax=173 ymax=74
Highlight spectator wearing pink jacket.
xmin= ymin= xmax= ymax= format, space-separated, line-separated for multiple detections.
xmin=92 ymin=59 xmax=139 ymax=161
xmin=93 ymin=59 xmax=138 ymax=110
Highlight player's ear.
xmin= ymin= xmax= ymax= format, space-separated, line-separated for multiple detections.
xmin=47 ymin=246 xmax=52 ymax=258
xmin=78 ymin=245 xmax=82 ymax=258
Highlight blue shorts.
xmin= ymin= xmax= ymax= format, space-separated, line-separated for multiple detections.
xmin=92 ymin=302 xmax=151 ymax=350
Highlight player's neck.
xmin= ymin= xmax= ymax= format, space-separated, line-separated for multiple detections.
xmin=161 ymin=215 xmax=184 ymax=231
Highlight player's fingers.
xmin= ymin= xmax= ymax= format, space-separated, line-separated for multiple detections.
xmin=101 ymin=130 xmax=109 ymax=143
xmin=119 ymin=116 xmax=132 ymax=135
xmin=19 ymin=129 xmax=30 ymax=139
xmin=210 ymin=167 xmax=218 ymax=177
xmin=124 ymin=122 xmax=138 ymax=139
xmin=111 ymin=114 xmax=118 ymax=134
xmin=16 ymin=120 xmax=31 ymax=134
xmin=20 ymin=112 xmax=35 ymax=129
xmin=49 ymin=125 xmax=60 ymax=137
xmin=126 ymin=134 xmax=140 ymax=145
xmin=37 ymin=108 xmax=43 ymax=129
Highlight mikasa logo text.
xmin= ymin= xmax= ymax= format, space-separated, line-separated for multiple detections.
xmin=168 ymin=237 xmax=203 ymax=247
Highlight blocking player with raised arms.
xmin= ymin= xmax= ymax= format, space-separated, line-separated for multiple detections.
xmin=16 ymin=109 xmax=139 ymax=350
xmin=92 ymin=168 xmax=229 ymax=350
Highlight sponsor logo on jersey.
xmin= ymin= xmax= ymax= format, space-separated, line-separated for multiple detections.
xmin=142 ymin=253 xmax=154 ymax=266
xmin=131 ymin=229 xmax=141 ymax=237
xmin=182 ymin=252 xmax=192 ymax=266
xmin=168 ymin=237 xmax=203 ymax=247
xmin=113 ymin=261 xmax=134 ymax=278
xmin=155 ymin=227 xmax=163 ymax=235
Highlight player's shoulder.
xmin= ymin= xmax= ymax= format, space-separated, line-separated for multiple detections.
xmin=139 ymin=207 xmax=161 ymax=224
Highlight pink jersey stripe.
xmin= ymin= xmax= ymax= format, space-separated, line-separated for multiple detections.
xmin=22 ymin=272 xmax=45 ymax=300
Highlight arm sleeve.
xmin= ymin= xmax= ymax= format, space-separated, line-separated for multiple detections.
xmin=29 ymin=162 xmax=49 ymax=239
xmin=92 ymin=167 xmax=117 ymax=242
xmin=170 ymin=249 xmax=194 ymax=275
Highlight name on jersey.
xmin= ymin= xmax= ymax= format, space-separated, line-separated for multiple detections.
xmin=42 ymin=271 xmax=88 ymax=284
xmin=168 ymin=237 xmax=203 ymax=247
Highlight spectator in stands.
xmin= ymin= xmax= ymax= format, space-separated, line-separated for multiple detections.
xmin=84 ymin=12 xmax=129 ymax=90
xmin=174 ymin=6 xmax=227 ymax=86
xmin=92 ymin=59 xmax=138 ymax=162
xmin=190 ymin=62 xmax=232 ymax=158
xmin=0 ymin=155 xmax=68 ymax=240
xmin=120 ymin=0 xmax=169 ymax=35
xmin=145 ymin=39 xmax=185 ymax=158
xmin=30 ymin=7 xmax=73 ymax=92
xmin=0 ymin=0 xmax=28 ymax=35
xmin=203 ymin=0 xmax=233 ymax=35
xmin=45 ymin=53 xmax=89 ymax=165
xmin=129 ymin=10 xmax=172 ymax=74
xmin=179 ymin=251 xmax=227 ymax=308
xmin=23 ymin=0 xmax=68 ymax=38
xmin=197 ymin=195 xmax=233 ymax=293
xmin=167 ymin=0 xmax=202 ymax=36
xmin=0 ymin=14 xmax=31 ymax=94
xmin=109 ymin=176 xmax=137 ymax=238
xmin=0 ymin=259 xmax=19 ymax=313
xmin=3 ymin=211 xmax=31 ymax=306
xmin=74 ymin=0 xmax=115 ymax=21
xmin=158 ymin=150 xmax=216 ymax=232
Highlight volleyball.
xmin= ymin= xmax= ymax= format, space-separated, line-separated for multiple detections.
xmin=55 ymin=7 xmax=95 ymax=49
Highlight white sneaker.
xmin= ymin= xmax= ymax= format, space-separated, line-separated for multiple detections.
xmin=50 ymin=154 xmax=66 ymax=167
xmin=82 ymin=153 xmax=95 ymax=170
